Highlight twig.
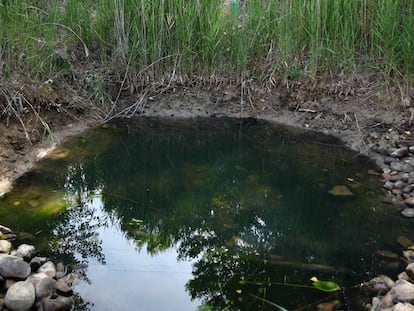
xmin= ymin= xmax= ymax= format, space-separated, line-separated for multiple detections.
xmin=298 ymin=108 xmax=317 ymax=113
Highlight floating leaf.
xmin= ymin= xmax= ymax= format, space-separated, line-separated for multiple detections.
xmin=310 ymin=277 xmax=340 ymax=292
xmin=236 ymin=289 xmax=242 ymax=294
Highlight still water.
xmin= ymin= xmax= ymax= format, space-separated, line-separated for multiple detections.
xmin=0 ymin=117 xmax=407 ymax=310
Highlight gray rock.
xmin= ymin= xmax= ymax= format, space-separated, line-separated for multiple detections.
xmin=368 ymin=275 xmax=395 ymax=294
xmin=401 ymin=208 xmax=414 ymax=218
xmin=35 ymin=277 xmax=56 ymax=300
xmin=391 ymin=161 xmax=404 ymax=172
xmin=12 ymin=244 xmax=36 ymax=261
xmin=0 ymin=240 xmax=12 ymax=253
xmin=391 ymin=147 xmax=409 ymax=158
xmin=395 ymin=181 xmax=406 ymax=189
xmin=42 ymin=296 xmax=73 ymax=311
xmin=393 ymin=303 xmax=414 ymax=311
xmin=384 ymin=181 xmax=395 ymax=190
xmin=0 ymin=255 xmax=31 ymax=279
xmin=38 ymin=261 xmax=56 ymax=278
xmin=26 ymin=272 xmax=49 ymax=286
xmin=5 ymin=281 xmax=35 ymax=311
xmin=390 ymin=280 xmax=414 ymax=303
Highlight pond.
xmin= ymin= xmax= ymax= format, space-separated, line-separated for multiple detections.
xmin=0 ymin=117 xmax=408 ymax=310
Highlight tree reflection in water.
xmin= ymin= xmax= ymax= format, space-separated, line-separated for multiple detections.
xmin=36 ymin=118 xmax=403 ymax=310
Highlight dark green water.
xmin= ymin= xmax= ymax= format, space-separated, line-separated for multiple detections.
xmin=0 ymin=117 xmax=408 ymax=310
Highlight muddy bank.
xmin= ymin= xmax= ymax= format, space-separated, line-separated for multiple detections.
xmin=0 ymin=83 xmax=413 ymax=202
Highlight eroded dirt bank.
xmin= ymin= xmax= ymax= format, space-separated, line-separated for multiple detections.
xmin=0 ymin=81 xmax=413 ymax=202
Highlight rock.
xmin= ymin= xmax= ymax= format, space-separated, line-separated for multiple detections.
xmin=404 ymin=198 xmax=414 ymax=207
xmin=393 ymin=302 xmax=414 ymax=311
xmin=368 ymin=275 xmax=395 ymax=294
xmin=5 ymin=281 xmax=35 ymax=311
xmin=26 ymin=272 xmax=49 ymax=286
xmin=384 ymin=181 xmax=395 ymax=190
xmin=0 ymin=255 xmax=31 ymax=279
xmin=0 ymin=225 xmax=12 ymax=234
xmin=35 ymin=277 xmax=56 ymax=300
xmin=406 ymin=262 xmax=414 ymax=278
xmin=377 ymin=250 xmax=400 ymax=260
xmin=38 ymin=261 xmax=56 ymax=278
xmin=401 ymin=208 xmax=414 ymax=218
xmin=55 ymin=263 xmax=66 ymax=279
xmin=391 ymin=161 xmax=404 ymax=172
xmin=42 ymin=296 xmax=73 ymax=311
xmin=30 ymin=257 xmax=48 ymax=272
xmin=317 ymin=300 xmax=341 ymax=311
xmin=5 ymin=279 xmax=17 ymax=289
xmin=404 ymin=252 xmax=414 ymax=263
xmin=328 ymin=185 xmax=353 ymax=196
xmin=390 ymin=280 xmax=414 ymax=303
xmin=391 ymin=147 xmax=409 ymax=158
xmin=56 ymin=279 xmax=73 ymax=296
xmin=395 ymin=181 xmax=406 ymax=189
xmin=397 ymin=236 xmax=414 ymax=249
xmin=398 ymin=272 xmax=410 ymax=281
xmin=0 ymin=240 xmax=12 ymax=253
xmin=12 ymin=244 xmax=36 ymax=261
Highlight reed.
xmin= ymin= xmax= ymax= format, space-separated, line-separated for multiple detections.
xmin=1 ymin=0 xmax=413 ymax=83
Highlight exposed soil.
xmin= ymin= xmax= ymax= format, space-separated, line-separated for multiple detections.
xmin=1 ymin=77 xmax=414 ymax=200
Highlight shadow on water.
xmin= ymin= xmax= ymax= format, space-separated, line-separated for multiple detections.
xmin=0 ymin=117 xmax=409 ymax=310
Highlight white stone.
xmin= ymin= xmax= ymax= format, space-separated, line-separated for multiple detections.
xmin=5 ymin=281 xmax=35 ymax=311
xmin=0 ymin=240 xmax=12 ymax=253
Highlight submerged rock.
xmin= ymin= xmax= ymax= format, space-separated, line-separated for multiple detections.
xmin=401 ymin=208 xmax=414 ymax=218
xmin=328 ymin=185 xmax=353 ymax=197
xmin=5 ymin=281 xmax=35 ymax=311
xmin=367 ymin=275 xmax=395 ymax=294
xmin=397 ymin=236 xmax=414 ymax=249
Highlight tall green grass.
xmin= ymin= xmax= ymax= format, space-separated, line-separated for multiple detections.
xmin=1 ymin=0 xmax=413 ymax=82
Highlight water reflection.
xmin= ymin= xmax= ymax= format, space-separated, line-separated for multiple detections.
xmin=0 ymin=118 xmax=406 ymax=310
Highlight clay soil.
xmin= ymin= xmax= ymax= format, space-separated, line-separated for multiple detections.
xmin=1 ymin=77 xmax=414 ymax=197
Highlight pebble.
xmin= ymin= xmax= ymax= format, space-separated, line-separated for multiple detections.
xmin=401 ymin=208 xmax=414 ymax=218
xmin=391 ymin=147 xmax=409 ymax=158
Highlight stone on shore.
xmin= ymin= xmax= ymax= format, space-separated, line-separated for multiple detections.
xmin=12 ymin=244 xmax=36 ymax=261
xmin=5 ymin=281 xmax=35 ymax=311
xmin=35 ymin=277 xmax=57 ymax=300
xmin=0 ymin=255 xmax=31 ymax=279
xmin=391 ymin=147 xmax=409 ymax=159
xmin=38 ymin=261 xmax=56 ymax=278
xmin=0 ymin=240 xmax=12 ymax=253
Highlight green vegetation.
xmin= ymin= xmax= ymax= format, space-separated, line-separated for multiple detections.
xmin=1 ymin=0 xmax=413 ymax=84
